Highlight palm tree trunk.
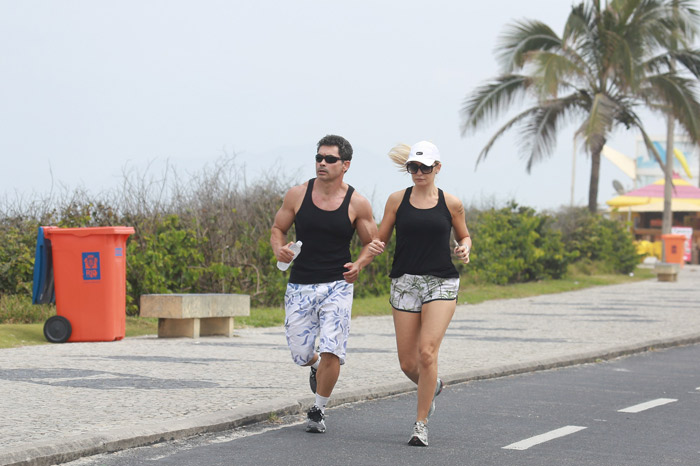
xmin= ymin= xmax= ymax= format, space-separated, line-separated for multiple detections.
xmin=587 ymin=138 xmax=605 ymax=213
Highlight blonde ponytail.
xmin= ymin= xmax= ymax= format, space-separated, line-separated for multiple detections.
xmin=388 ymin=143 xmax=411 ymax=170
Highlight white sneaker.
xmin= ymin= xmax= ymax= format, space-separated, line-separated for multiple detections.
xmin=408 ymin=421 xmax=428 ymax=446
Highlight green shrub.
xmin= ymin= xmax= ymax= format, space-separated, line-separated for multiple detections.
xmin=553 ymin=207 xmax=641 ymax=274
xmin=0 ymin=157 xmax=642 ymax=322
xmin=466 ymin=202 xmax=575 ymax=284
xmin=126 ymin=215 xmax=206 ymax=315
xmin=350 ymin=233 xmax=394 ymax=298
xmin=0 ymin=219 xmax=40 ymax=296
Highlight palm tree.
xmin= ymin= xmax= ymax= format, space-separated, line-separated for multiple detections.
xmin=461 ymin=0 xmax=700 ymax=213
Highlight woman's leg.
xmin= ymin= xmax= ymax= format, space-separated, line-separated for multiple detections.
xmin=392 ymin=308 xmax=421 ymax=384
xmin=415 ymin=300 xmax=456 ymax=421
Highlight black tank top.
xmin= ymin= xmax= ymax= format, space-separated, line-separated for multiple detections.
xmin=289 ymin=178 xmax=356 ymax=284
xmin=389 ymin=187 xmax=459 ymax=279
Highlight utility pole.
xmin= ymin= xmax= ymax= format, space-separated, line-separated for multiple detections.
xmin=570 ymin=135 xmax=577 ymax=207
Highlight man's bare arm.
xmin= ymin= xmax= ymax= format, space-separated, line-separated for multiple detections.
xmin=271 ymin=184 xmax=305 ymax=263
xmin=343 ymin=194 xmax=379 ymax=283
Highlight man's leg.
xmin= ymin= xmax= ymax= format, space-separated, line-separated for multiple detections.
xmin=313 ymin=281 xmax=352 ymax=411
xmin=315 ymin=352 xmax=340 ymax=398
xmin=284 ymin=283 xmax=319 ymax=366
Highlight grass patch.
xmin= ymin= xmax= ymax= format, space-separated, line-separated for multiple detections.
xmin=0 ymin=323 xmax=46 ymax=349
xmin=0 ymin=317 xmax=159 ymax=349
xmin=125 ymin=316 xmax=158 ymax=337
xmin=459 ymin=267 xmax=655 ymax=305
xmin=235 ymin=294 xmax=393 ymax=329
xmin=0 ymin=294 xmax=55 ymax=324
xmin=0 ymin=266 xmax=657 ymax=348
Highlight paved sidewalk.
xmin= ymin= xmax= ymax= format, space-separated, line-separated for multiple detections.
xmin=2 ymin=267 xmax=700 ymax=466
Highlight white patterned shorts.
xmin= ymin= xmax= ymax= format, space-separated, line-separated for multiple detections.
xmin=390 ymin=274 xmax=459 ymax=313
xmin=284 ymin=280 xmax=354 ymax=366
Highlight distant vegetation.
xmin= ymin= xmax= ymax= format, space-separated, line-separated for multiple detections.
xmin=0 ymin=155 xmax=641 ymax=321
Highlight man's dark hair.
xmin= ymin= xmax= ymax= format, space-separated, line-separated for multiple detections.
xmin=317 ymin=134 xmax=353 ymax=161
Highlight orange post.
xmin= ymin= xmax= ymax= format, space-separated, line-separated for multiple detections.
xmin=43 ymin=226 xmax=135 ymax=342
xmin=661 ymin=234 xmax=686 ymax=267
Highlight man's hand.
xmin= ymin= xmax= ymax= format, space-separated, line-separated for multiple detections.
xmin=275 ymin=241 xmax=296 ymax=264
xmin=342 ymin=262 xmax=362 ymax=283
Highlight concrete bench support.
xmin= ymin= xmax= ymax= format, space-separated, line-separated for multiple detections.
xmin=139 ymin=294 xmax=250 ymax=338
xmin=654 ymin=262 xmax=680 ymax=282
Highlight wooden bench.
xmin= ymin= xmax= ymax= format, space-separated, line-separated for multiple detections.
xmin=140 ymin=294 xmax=250 ymax=338
xmin=653 ymin=262 xmax=680 ymax=282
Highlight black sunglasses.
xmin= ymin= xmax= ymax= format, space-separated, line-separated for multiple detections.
xmin=406 ymin=162 xmax=435 ymax=174
xmin=315 ymin=154 xmax=343 ymax=164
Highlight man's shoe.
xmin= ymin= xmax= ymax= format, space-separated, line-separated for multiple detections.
xmin=305 ymin=405 xmax=326 ymax=433
xmin=427 ymin=378 xmax=443 ymax=419
xmin=309 ymin=366 xmax=317 ymax=394
xmin=408 ymin=421 xmax=428 ymax=446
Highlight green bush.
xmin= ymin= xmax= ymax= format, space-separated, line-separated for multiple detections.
xmin=466 ymin=202 xmax=575 ymax=285
xmin=126 ymin=215 xmax=206 ymax=314
xmin=350 ymin=233 xmax=394 ymax=298
xmin=0 ymin=157 xmax=644 ymax=322
xmin=0 ymin=219 xmax=40 ymax=296
xmin=553 ymin=207 xmax=641 ymax=274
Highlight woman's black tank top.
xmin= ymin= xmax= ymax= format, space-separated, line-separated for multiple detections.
xmin=389 ymin=187 xmax=459 ymax=279
xmin=289 ymin=178 xmax=355 ymax=284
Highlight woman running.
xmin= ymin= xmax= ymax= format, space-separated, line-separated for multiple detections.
xmin=369 ymin=140 xmax=471 ymax=447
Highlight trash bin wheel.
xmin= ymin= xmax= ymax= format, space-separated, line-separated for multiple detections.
xmin=44 ymin=316 xmax=72 ymax=343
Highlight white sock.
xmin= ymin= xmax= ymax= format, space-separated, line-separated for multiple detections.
xmin=315 ymin=394 xmax=329 ymax=413
xmin=311 ymin=355 xmax=321 ymax=370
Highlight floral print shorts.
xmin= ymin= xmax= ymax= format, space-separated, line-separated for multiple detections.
xmin=390 ymin=274 xmax=459 ymax=313
xmin=284 ymin=280 xmax=354 ymax=366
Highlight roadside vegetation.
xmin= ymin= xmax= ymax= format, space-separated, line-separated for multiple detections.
xmin=0 ymin=265 xmax=655 ymax=349
xmin=0 ymin=156 xmax=650 ymax=348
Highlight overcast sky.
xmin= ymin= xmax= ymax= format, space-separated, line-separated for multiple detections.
xmin=0 ymin=0 xmax=687 ymax=217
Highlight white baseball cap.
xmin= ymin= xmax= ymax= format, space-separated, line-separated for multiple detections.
xmin=406 ymin=141 xmax=440 ymax=166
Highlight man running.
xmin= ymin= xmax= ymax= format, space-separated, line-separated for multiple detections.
xmin=271 ymin=134 xmax=378 ymax=433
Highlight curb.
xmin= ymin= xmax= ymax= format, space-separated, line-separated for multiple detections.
xmin=3 ymin=333 xmax=700 ymax=466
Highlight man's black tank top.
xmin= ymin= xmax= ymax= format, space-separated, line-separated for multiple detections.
xmin=389 ymin=187 xmax=459 ymax=279
xmin=289 ymin=178 xmax=356 ymax=284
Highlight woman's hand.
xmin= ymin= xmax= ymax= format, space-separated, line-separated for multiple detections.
xmin=453 ymin=241 xmax=470 ymax=264
xmin=368 ymin=238 xmax=386 ymax=256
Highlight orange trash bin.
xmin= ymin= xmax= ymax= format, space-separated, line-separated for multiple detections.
xmin=661 ymin=234 xmax=686 ymax=266
xmin=42 ymin=226 xmax=135 ymax=342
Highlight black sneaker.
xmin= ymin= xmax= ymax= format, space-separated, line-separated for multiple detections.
xmin=306 ymin=405 xmax=326 ymax=433
xmin=309 ymin=366 xmax=317 ymax=394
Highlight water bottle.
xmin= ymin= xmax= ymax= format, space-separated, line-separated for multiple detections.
xmin=277 ymin=241 xmax=303 ymax=271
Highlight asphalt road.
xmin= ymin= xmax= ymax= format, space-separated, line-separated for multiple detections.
xmin=69 ymin=344 xmax=700 ymax=466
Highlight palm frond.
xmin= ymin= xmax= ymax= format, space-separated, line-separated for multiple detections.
xmin=460 ymin=75 xmax=531 ymax=134
xmin=582 ymin=92 xmax=618 ymax=152
xmin=520 ymin=94 xmax=583 ymax=171
xmin=531 ymin=51 xmax=584 ymax=96
xmin=633 ymin=120 xmax=666 ymax=167
xmin=673 ymin=49 xmax=700 ymax=77
xmin=563 ymin=3 xmax=593 ymax=43
xmin=642 ymin=73 xmax=700 ymax=142
xmin=497 ymin=19 xmax=561 ymax=72
xmin=473 ymin=106 xmax=542 ymax=168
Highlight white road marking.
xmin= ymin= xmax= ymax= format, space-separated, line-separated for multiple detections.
xmin=618 ymin=398 xmax=677 ymax=413
xmin=503 ymin=426 xmax=587 ymax=450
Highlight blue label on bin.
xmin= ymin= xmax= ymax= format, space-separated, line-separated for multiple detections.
xmin=82 ymin=252 xmax=101 ymax=280
xmin=115 ymin=247 xmax=123 ymax=257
